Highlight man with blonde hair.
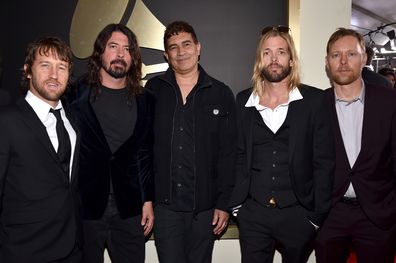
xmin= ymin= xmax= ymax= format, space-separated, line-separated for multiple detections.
xmin=229 ymin=26 xmax=334 ymax=263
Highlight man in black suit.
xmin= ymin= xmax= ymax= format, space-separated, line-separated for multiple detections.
xmin=69 ymin=24 xmax=154 ymax=263
xmin=229 ymin=26 xmax=335 ymax=263
xmin=0 ymin=37 xmax=81 ymax=262
xmin=315 ymin=28 xmax=396 ymax=263
xmin=361 ymin=46 xmax=392 ymax=89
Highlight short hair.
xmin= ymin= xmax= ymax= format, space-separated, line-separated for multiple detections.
xmin=326 ymin=28 xmax=366 ymax=55
xmin=379 ymin=67 xmax=396 ymax=78
xmin=164 ymin=21 xmax=198 ymax=50
xmin=365 ymin=45 xmax=374 ymax=65
xmin=21 ymin=36 xmax=73 ymax=93
xmin=88 ymin=23 xmax=142 ymax=102
xmin=251 ymin=28 xmax=300 ymax=96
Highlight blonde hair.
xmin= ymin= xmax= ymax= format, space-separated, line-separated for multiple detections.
xmin=251 ymin=30 xmax=300 ymax=96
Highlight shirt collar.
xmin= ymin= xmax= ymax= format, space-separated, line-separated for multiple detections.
xmin=334 ymin=80 xmax=365 ymax=104
xmin=25 ymin=91 xmax=63 ymax=122
xmin=245 ymin=87 xmax=303 ymax=108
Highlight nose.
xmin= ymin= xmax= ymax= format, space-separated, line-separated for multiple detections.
xmin=117 ymin=47 xmax=125 ymax=58
xmin=49 ymin=65 xmax=58 ymax=79
xmin=340 ymin=53 xmax=347 ymax=64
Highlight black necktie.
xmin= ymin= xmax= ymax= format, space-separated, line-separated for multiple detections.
xmin=50 ymin=108 xmax=71 ymax=176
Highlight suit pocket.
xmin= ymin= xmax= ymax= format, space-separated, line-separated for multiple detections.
xmin=3 ymin=209 xmax=47 ymax=226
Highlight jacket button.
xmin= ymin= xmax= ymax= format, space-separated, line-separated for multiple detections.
xmin=164 ymin=198 xmax=169 ymax=204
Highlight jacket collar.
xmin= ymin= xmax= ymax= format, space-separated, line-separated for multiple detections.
xmin=159 ymin=64 xmax=213 ymax=89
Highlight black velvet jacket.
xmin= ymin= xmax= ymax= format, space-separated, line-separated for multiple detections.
xmin=69 ymin=78 xmax=154 ymax=220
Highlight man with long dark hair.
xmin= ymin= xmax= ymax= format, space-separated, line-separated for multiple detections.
xmin=0 ymin=36 xmax=82 ymax=262
xmin=69 ymin=24 xmax=154 ymax=263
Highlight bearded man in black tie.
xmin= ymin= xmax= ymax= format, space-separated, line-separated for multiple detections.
xmin=0 ymin=37 xmax=82 ymax=262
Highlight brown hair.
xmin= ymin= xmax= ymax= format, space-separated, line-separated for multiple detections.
xmin=88 ymin=23 xmax=142 ymax=103
xmin=326 ymin=27 xmax=366 ymax=54
xmin=21 ymin=36 xmax=73 ymax=93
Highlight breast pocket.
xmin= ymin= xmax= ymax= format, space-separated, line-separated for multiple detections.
xmin=201 ymin=105 xmax=229 ymax=132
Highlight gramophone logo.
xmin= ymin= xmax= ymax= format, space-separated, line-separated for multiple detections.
xmin=69 ymin=0 xmax=168 ymax=80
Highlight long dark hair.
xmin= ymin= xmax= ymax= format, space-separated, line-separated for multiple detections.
xmin=88 ymin=23 xmax=142 ymax=103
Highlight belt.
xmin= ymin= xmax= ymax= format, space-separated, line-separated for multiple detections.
xmin=249 ymin=195 xmax=277 ymax=208
xmin=341 ymin=196 xmax=359 ymax=206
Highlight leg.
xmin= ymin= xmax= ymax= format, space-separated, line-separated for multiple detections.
xmin=274 ymin=205 xmax=316 ymax=263
xmin=237 ymin=198 xmax=276 ymax=263
xmin=107 ymin=214 xmax=145 ymax=263
xmin=351 ymin=209 xmax=396 ymax=263
xmin=315 ymin=202 xmax=355 ymax=263
xmin=154 ymin=205 xmax=187 ymax=263
xmin=185 ymin=209 xmax=215 ymax=263
xmin=82 ymin=219 xmax=108 ymax=263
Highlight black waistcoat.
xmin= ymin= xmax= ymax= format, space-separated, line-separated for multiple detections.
xmin=249 ymin=110 xmax=297 ymax=208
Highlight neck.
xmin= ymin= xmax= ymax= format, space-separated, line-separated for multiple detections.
xmin=175 ymin=68 xmax=199 ymax=87
xmin=334 ymin=78 xmax=363 ymax=101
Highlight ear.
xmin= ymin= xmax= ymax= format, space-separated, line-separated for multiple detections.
xmin=163 ymin=51 xmax=169 ymax=62
xmin=197 ymin=42 xmax=201 ymax=56
xmin=362 ymin=52 xmax=367 ymax=67
xmin=289 ymin=59 xmax=293 ymax=67
xmin=23 ymin=64 xmax=32 ymax=79
xmin=325 ymin=56 xmax=329 ymax=69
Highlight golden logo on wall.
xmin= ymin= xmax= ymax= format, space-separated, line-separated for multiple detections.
xmin=69 ymin=0 xmax=168 ymax=79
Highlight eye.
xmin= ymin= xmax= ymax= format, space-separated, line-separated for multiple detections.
xmin=58 ymin=65 xmax=68 ymax=71
xmin=108 ymin=44 xmax=117 ymax=49
xmin=263 ymin=51 xmax=270 ymax=56
xmin=124 ymin=46 xmax=130 ymax=52
xmin=348 ymin=51 xmax=358 ymax=58
xmin=330 ymin=53 xmax=340 ymax=59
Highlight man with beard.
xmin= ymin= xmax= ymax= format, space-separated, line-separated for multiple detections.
xmin=0 ymin=37 xmax=82 ymax=262
xmin=69 ymin=24 xmax=154 ymax=263
xmin=315 ymin=28 xmax=396 ymax=263
xmin=229 ymin=26 xmax=334 ymax=263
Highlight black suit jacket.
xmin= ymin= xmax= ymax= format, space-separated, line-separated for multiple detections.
xmin=229 ymin=85 xmax=335 ymax=226
xmin=70 ymin=81 xmax=154 ymax=220
xmin=325 ymin=82 xmax=396 ymax=230
xmin=362 ymin=67 xmax=392 ymax=89
xmin=0 ymin=99 xmax=81 ymax=262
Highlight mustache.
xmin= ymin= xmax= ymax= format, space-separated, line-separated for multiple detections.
xmin=110 ymin=59 xmax=127 ymax=67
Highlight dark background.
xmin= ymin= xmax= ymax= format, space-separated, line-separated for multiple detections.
xmin=0 ymin=0 xmax=287 ymax=100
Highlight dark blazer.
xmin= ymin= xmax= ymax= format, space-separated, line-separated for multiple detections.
xmin=0 ymin=99 xmax=81 ymax=262
xmin=325 ymin=82 xmax=396 ymax=230
xmin=70 ymin=81 xmax=154 ymax=220
xmin=362 ymin=67 xmax=392 ymax=89
xmin=229 ymin=85 xmax=335 ymax=226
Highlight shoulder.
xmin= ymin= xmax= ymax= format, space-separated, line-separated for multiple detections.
xmin=236 ymin=87 xmax=253 ymax=104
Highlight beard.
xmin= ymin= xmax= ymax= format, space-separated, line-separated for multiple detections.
xmin=31 ymin=77 xmax=66 ymax=102
xmin=261 ymin=63 xmax=291 ymax=83
xmin=103 ymin=59 xmax=128 ymax=79
xmin=331 ymin=69 xmax=360 ymax=86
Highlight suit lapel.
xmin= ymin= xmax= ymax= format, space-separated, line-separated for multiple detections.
xmin=16 ymin=99 xmax=60 ymax=165
xmin=245 ymin=106 xmax=255 ymax=170
xmin=326 ymin=89 xmax=352 ymax=169
xmin=64 ymin=103 xmax=80 ymax=183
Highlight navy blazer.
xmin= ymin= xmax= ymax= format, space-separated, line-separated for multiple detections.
xmin=70 ymin=81 xmax=154 ymax=220
xmin=325 ymin=82 xmax=396 ymax=230
xmin=229 ymin=85 xmax=335 ymax=226
xmin=0 ymin=99 xmax=81 ymax=262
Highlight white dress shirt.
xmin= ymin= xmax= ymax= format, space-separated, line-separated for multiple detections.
xmin=245 ymin=87 xmax=303 ymax=133
xmin=25 ymin=91 xmax=76 ymax=179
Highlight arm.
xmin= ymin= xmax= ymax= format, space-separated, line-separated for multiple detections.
xmin=309 ymin=93 xmax=335 ymax=226
xmin=214 ymin=86 xmax=237 ymax=211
